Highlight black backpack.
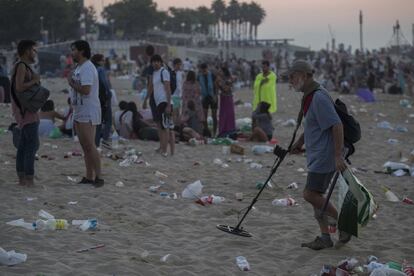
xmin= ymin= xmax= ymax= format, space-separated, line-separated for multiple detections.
xmin=160 ymin=66 xmax=177 ymax=94
xmin=334 ymin=98 xmax=361 ymax=159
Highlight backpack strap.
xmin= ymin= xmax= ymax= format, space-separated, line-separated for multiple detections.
xmin=160 ymin=68 xmax=164 ymax=83
xmin=11 ymin=61 xmax=33 ymax=117
xmin=288 ymin=86 xmax=320 ymax=151
xmin=119 ymin=110 xmax=128 ymax=125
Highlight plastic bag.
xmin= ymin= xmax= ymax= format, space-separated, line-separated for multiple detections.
xmin=182 ymin=180 xmax=203 ymax=199
xmin=0 ymin=247 xmax=27 ymax=266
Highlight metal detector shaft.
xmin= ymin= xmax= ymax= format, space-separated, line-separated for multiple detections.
xmin=320 ymin=171 xmax=340 ymax=218
xmin=234 ymin=150 xmax=287 ymax=230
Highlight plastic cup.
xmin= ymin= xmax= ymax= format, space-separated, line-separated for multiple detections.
xmin=236 ymin=192 xmax=243 ymax=201
xmin=222 ymin=146 xmax=230 ymax=155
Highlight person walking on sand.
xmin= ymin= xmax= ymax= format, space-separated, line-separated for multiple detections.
xmin=10 ymin=40 xmax=40 ymax=186
xmin=288 ymin=60 xmax=351 ymax=250
xmin=67 ymin=40 xmax=104 ymax=187
xmin=253 ymin=60 xmax=277 ymax=113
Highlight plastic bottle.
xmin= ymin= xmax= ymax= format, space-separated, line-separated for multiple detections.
xmin=154 ymin=171 xmax=168 ymax=178
xmin=384 ymin=187 xmax=399 ymax=202
xmin=80 ymin=219 xmax=98 ymax=231
xmin=252 ymin=145 xmax=273 ymax=155
xmin=112 ymin=132 xmax=119 ymax=149
xmin=236 ymin=256 xmax=250 ymax=271
xmin=365 ymin=261 xmax=385 ymax=273
xmin=200 ymin=195 xmax=225 ymax=204
xmin=250 ymin=162 xmax=263 ymax=169
xmin=272 ymin=197 xmax=296 ymax=206
xmin=34 ymin=219 xmax=69 ymax=230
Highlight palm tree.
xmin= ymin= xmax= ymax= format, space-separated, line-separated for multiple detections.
xmin=227 ymin=0 xmax=240 ymax=41
xmin=248 ymin=1 xmax=265 ymax=41
xmin=240 ymin=2 xmax=250 ymax=41
xmin=211 ymin=0 xmax=225 ymax=40
xmin=197 ymin=6 xmax=215 ymax=35
xmin=221 ymin=9 xmax=230 ymax=41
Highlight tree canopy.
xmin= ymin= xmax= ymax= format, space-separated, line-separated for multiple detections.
xmin=0 ymin=0 xmax=266 ymax=45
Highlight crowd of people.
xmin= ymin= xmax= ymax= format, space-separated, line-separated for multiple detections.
xmin=4 ymin=40 xmax=414 ymax=187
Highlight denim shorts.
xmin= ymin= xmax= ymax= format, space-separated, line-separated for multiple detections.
xmin=306 ymin=171 xmax=335 ymax=193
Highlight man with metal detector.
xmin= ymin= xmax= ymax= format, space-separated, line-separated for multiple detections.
xmin=288 ymin=60 xmax=352 ymax=250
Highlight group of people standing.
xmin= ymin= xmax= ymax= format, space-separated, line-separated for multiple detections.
xmin=10 ymin=39 xmax=105 ymax=187
xmin=141 ymin=45 xmax=240 ymax=157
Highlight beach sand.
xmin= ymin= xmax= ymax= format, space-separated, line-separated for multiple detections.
xmin=0 ymin=77 xmax=413 ymax=275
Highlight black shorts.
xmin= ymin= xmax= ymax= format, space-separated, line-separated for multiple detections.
xmin=202 ymin=95 xmax=218 ymax=110
xmin=306 ymin=171 xmax=335 ymax=193
xmin=156 ymin=102 xmax=168 ymax=128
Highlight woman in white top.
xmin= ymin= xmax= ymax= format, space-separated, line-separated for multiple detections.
xmin=67 ymin=40 xmax=103 ymax=187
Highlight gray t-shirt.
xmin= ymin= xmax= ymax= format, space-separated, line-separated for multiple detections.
xmin=304 ymin=90 xmax=341 ymax=173
xmin=70 ymin=60 xmax=101 ymax=125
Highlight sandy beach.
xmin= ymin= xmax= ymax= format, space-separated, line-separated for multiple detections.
xmin=0 ymin=77 xmax=413 ymax=275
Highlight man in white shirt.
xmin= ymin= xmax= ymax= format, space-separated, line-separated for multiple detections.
xmin=151 ymin=54 xmax=175 ymax=156
xmin=67 ymin=40 xmax=103 ymax=187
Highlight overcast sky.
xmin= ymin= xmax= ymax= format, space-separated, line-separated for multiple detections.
xmin=86 ymin=0 xmax=414 ymax=50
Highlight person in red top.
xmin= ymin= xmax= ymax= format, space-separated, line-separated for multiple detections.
xmin=11 ymin=40 xmax=40 ymax=186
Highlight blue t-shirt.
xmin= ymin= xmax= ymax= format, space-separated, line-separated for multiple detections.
xmin=304 ymin=89 xmax=341 ymax=173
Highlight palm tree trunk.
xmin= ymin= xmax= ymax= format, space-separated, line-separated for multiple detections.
xmin=254 ymin=24 xmax=258 ymax=41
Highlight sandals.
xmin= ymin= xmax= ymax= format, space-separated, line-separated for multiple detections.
xmin=78 ymin=177 xmax=95 ymax=184
xmin=93 ymin=177 xmax=105 ymax=188
xmin=78 ymin=177 xmax=104 ymax=188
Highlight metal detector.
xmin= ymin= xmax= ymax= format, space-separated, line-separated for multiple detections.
xmin=217 ymin=145 xmax=289 ymax=237
xmin=217 ymin=99 xmax=305 ymax=237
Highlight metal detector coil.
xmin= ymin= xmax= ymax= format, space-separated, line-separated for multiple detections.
xmin=216 ymin=224 xmax=252 ymax=237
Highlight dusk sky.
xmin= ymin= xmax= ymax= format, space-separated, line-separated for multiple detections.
xmin=86 ymin=0 xmax=414 ymax=50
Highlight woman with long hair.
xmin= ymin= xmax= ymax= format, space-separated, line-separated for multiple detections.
xmin=180 ymin=70 xmax=204 ymax=128
xmin=127 ymin=101 xmax=159 ymax=141
xmin=216 ymin=66 xmax=236 ymax=137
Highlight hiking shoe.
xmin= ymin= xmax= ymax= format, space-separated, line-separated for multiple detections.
xmin=93 ymin=177 xmax=105 ymax=188
xmin=78 ymin=177 xmax=95 ymax=184
xmin=335 ymin=231 xmax=352 ymax=248
xmin=301 ymin=236 xmax=333 ymax=250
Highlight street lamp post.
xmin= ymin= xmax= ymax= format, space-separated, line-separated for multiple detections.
xmin=40 ymin=16 xmax=44 ymax=33
xmin=110 ymin=19 xmax=115 ymax=39
xmin=181 ymin=22 xmax=186 ymax=33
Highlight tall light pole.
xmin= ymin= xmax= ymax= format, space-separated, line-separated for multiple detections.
xmin=359 ymin=10 xmax=364 ymax=53
xmin=412 ymin=23 xmax=414 ymax=46
xmin=79 ymin=0 xmax=86 ymax=40
xmin=40 ymin=16 xmax=44 ymax=33
xmin=110 ymin=19 xmax=115 ymax=39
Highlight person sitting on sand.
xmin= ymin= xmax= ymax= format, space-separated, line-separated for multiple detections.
xmin=118 ymin=102 xmax=133 ymax=139
xmin=39 ymin=99 xmax=65 ymax=137
xmin=249 ymin=101 xmax=273 ymax=142
xmin=59 ymin=97 xmax=74 ymax=136
xmin=181 ymin=71 xmax=204 ymax=131
xmin=127 ymin=101 xmax=159 ymax=141
xmin=113 ymin=100 xmax=128 ymax=134
xmin=180 ymin=100 xmax=203 ymax=141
